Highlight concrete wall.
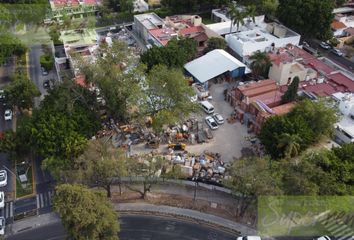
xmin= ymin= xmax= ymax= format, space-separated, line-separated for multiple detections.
xmin=226 ymin=34 xmax=301 ymax=60
xmin=269 ymin=62 xmax=311 ymax=85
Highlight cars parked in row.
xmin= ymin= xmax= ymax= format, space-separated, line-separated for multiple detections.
xmin=0 ymin=192 xmax=4 ymax=209
xmin=41 ymin=67 xmax=48 ymax=76
xmin=319 ymin=41 xmax=331 ymax=49
xmin=212 ymin=113 xmax=224 ymax=125
xmin=0 ymin=217 xmax=4 ymax=236
xmin=331 ymin=48 xmax=344 ymax=56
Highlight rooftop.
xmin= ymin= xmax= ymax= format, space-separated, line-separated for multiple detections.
xmin=184 ymin=49 xmax=250 ymax=83
xmin=269 ymin=45 xmax=314 ymax=66
xmin=333 ymin=7 xmax=354 ymax=14
xmin=303 ymin=58 xmax=336 ymax=75
xmin=331 ymin=20 xmax=347 ymax=30
xmin=179 ymin=26 xmax=204 ymax=35
xmin=328 ymin=72 xmax=354 ymax=92
xmin=344 ymin=27 xmax=354 ymax=35
xmin=238 ymin=79 xmax=276 ymax=93
xmin=61 ymin=29 xmax=97 ymax=47
xmin=148 ymin=28 xmax=177 ymax=46
xmin=248 ymin=89 xmax=283 ymax=106
xmin=134 ymin=13 xmax=164 ymax=30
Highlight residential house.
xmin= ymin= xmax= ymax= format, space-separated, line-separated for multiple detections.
xmin=268 ymin=44 xmax=317 ymax=85
xmin=333 ymin=92 xmax=354 ymax=144
xmin=226 ymin=79 xmax=295 ymax=134
xmin=331 ymin=20 xmax=348 ymax=37
xmin=184 ymin=49 xmax=250 ymax=89
xmin=222 ymin=19 xmax=301 ymax=61
xmin=47 ymin=0 xmax=101 ymax=22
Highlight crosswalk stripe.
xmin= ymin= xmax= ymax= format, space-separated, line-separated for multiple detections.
xmin=40 ymin=193 xmax=44 ymax=208
xmin=5 ymin=202 xmax=9 ymax=218
xmin=36 ymin=194 xmax=40 ymax=209
xmin=328 ymin=221 xmax=344 ymax=231
xmin=337 ymin=232 xmax=354 ymax=240
xmin=335 ymin=228 xmax=354 ymax=238
xmin=331 ymin=225 xmax=349 ymax=235
xmin=9 ymin=201 xmax=13 ymax=217
xmin=325 ymin=220 xmax=337 ymax=228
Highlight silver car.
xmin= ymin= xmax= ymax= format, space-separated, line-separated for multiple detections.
xmin=0 ymin=217 xmax=4 ymax=235
xmin=212 ymin=113 xmax=224 ymax=125
xmin=205 ymin=116 xmax=218 ymax=130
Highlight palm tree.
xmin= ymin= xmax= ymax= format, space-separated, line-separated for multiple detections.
xmin=246 ymin=5 xmax=257 ymax=24
xmin=249 ymin=51 xmax=272 ymax=79
xmin=227 ymin=3 xmax=246 ymax=33
xmin=277 ymin=133 xmax=302 ymax=158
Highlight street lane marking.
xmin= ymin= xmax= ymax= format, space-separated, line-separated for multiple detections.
xmin=40 ymin=193 xmax=44 ymax=208
xmin=9 ymin=201 xmax=13 ymax=217
xmin=36 ymin=194 xmax=40 ymax=209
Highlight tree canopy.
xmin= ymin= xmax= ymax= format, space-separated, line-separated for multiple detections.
xmin=204 ymin=37 xmax=227 ymax=53
xmin=281 ymin=76 xmax=299 ymax=103
xmin=0 ymin=33 xmax=27 ymax=64
xmin=140 ymin=38 xmax=197 ymax=71
xmin=53 ymin=184 xmax=119 ymax=240
xmin=259 ymin=99 xmax=337 ymax=159
xmin=249 ymin=51 xmax=271 ymax=79
xmin=141 ymin=65 xmax=198 ymax=132
xmin=277 ymin=0 xmax=334 ymax=40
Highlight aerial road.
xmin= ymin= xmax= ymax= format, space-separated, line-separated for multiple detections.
xmin=7 ymin=214 xmax=237 ymax=240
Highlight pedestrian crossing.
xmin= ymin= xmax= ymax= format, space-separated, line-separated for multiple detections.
xmin=3 ymin=201 xmax=13 ymax=219
xmin=319 ymin=216 xmax=354 ymax=240
xmin=36 ymin=190 xmax=54 ymax=209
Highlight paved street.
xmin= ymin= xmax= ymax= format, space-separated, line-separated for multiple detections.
xmin=7 ymin=215 xmax=238 ymax=240
xmin=305 ymin=39 xmax=354 ymax=73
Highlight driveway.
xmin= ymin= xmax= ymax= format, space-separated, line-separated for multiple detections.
xmin=131 ymin=82 xmax=252 ymax=163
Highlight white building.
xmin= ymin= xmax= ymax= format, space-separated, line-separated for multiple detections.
xmin=224 ymin=21 xmax=301 ymax=61
xmin=133 ymin=13 xmax=164 ymax=45
xmin=334 ymin=92 xmax=354 ymax=144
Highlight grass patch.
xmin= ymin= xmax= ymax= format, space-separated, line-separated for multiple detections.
xmin=15 ymin=166 xmax=33 ymax=198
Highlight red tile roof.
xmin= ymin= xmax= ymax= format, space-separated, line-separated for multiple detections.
xmin=248 ymin=90 xmax=283 ymax=107
xmin=303 ymin=58 xmax=335 ymax=75
xmin=301 ymin=82 xmax=338 ymax=97
xmin=148 ymin=28 xmax=177 ymax=46
xmin=331 ymin=20 xmax=347 ymax=30
xmin=193 ymin=33 xmax=208 ymax=42
xmin=269 ymin=45 xmax=314 ymax=66
xmin=328 ymin=72 xmax=354 ymax=92
xmin=179 ymin=26 xmax=204 ymax=35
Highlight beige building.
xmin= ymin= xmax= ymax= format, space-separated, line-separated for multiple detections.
xmin=269 ymin=61 xmax=317 ymax=85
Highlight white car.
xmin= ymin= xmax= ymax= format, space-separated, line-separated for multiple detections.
xmin=331 ymin=48 xmax=344 ymax=56
xmin=41 ymin=67 xmax=48 ymax=76
xmin=314 ymin=236 xmax=331 ymax=240
xmin=205 ymin=116 xmax=218 ymax=130
xmin=4 ymin=109 xmax=12 ymax=121
xmin=237 ymin=236 xmax=262 ymax=240
xmin=237 ymin=237 xmax=261 ymax=240
xmin=0 ymin=217 xmax=4 ymax=235
xmin=319 ymin=41 xmax=331 ymax=49
xmin=0 ymin=170 xmax=7 ymax=187
xmin=212 ymin=113 xmax=224 ymax=125
xmin=0 ymin=192 xmax=4 ymax=209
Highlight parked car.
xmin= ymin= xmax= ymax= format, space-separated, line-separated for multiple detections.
xmin=0 ymin=217 xmax=4 ymax=235
xmin=237 ymin=237 xmax=261 ymax=240
xmin=212 ymin=113 xmax=224 ymax=125
xmin=320 ymin=41 xmax=331 ymax=49
xmin=4 ymin=109 xmax=12 ymax=121
xmin=168 ymin=143 xmax=186 ymax=151
xmin=205 ymin=116 xmax=218 ymax=130
xmin=314 ymin=236 xmax=331 ymax=240
xmin=0 ymin=170 xmax=7 ymax=187
xmin=331 ymin=48 xmax=344 ymax=56
xmin=0 ymin=191 xmax=4 ymax=209
xmin=41 ymin=67 xmax=48 ymax=76
xmin=43 ymin=80 xmax=50 ymax=89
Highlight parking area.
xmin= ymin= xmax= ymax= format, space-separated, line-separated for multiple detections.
xmin=131 ymin=82 xmax=252 ymax=163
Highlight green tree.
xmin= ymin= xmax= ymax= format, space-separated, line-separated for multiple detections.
xmin=204 ymin=37 xmax=227 ymax=53
xmin=53 ymin=184 xmax=119 ymax=240
xmin=126 ymin=155 xmax=166 ymax=199
xmin=40 ymin=54 xmax=54 ymax=71
xmin=0 ymin=33 xmax=27 ymax=64
xmin=48 ymin=25 xmax=62 ymax=45
xmin=227 ymin=157 xmax=282 ymax=217
xmin=249 ymin=51 xmax=272 ymax=79
xmin=277 ymin=0 xmax=334 ymax=40
xmin=261 ymin=0 xmax=279 ymax=18
xmin=288 ymin=99 xmax=337 ymax=143
xmin=142 ymin=65 xmax=197 ymax=133
xmin=120 ymin=0 xmax=134 ymax=13
xmin=140 ymin=38 xmax=197 ymax=71
xmin=246 ymin=4 xmax=257 ymax=24
xmin=227 ymin=3 xmax=246 ymax=33
xmin=64 ymin=140 xmax=127 ymax=197
xmin=277 ymin=133 xmax=301 ymax=158
xmin=281 ymin=76 xmax=299 ymax=103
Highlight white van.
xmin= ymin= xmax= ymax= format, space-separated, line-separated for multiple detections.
xmin=200 ymin=101 xmax=214 ymax=114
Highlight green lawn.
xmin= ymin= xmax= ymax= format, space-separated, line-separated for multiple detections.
xmin=199 ymin=12 xmax=215 ymax=25
xmin=16 ymin=166 xmax=34 ymax=198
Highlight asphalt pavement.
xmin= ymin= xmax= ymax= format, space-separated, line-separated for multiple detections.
xmin=305 ymin=39 xmax=354 ymax=73
xmin=7 ymin=215 xmax=238 ymax=240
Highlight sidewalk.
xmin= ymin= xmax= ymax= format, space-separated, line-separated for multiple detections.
xmin=117 ymin=202 xmax=257 ymax=235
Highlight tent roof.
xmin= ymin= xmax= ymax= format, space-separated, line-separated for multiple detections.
xmin=184 ymin=49 xmax=250 ymax=83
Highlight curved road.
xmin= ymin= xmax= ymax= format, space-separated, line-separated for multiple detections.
xmin=7 ymin=215 xmax=237 ymax=240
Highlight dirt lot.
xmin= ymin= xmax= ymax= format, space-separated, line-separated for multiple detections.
xmin=130 ymin=82 xmax=252 ymax=163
